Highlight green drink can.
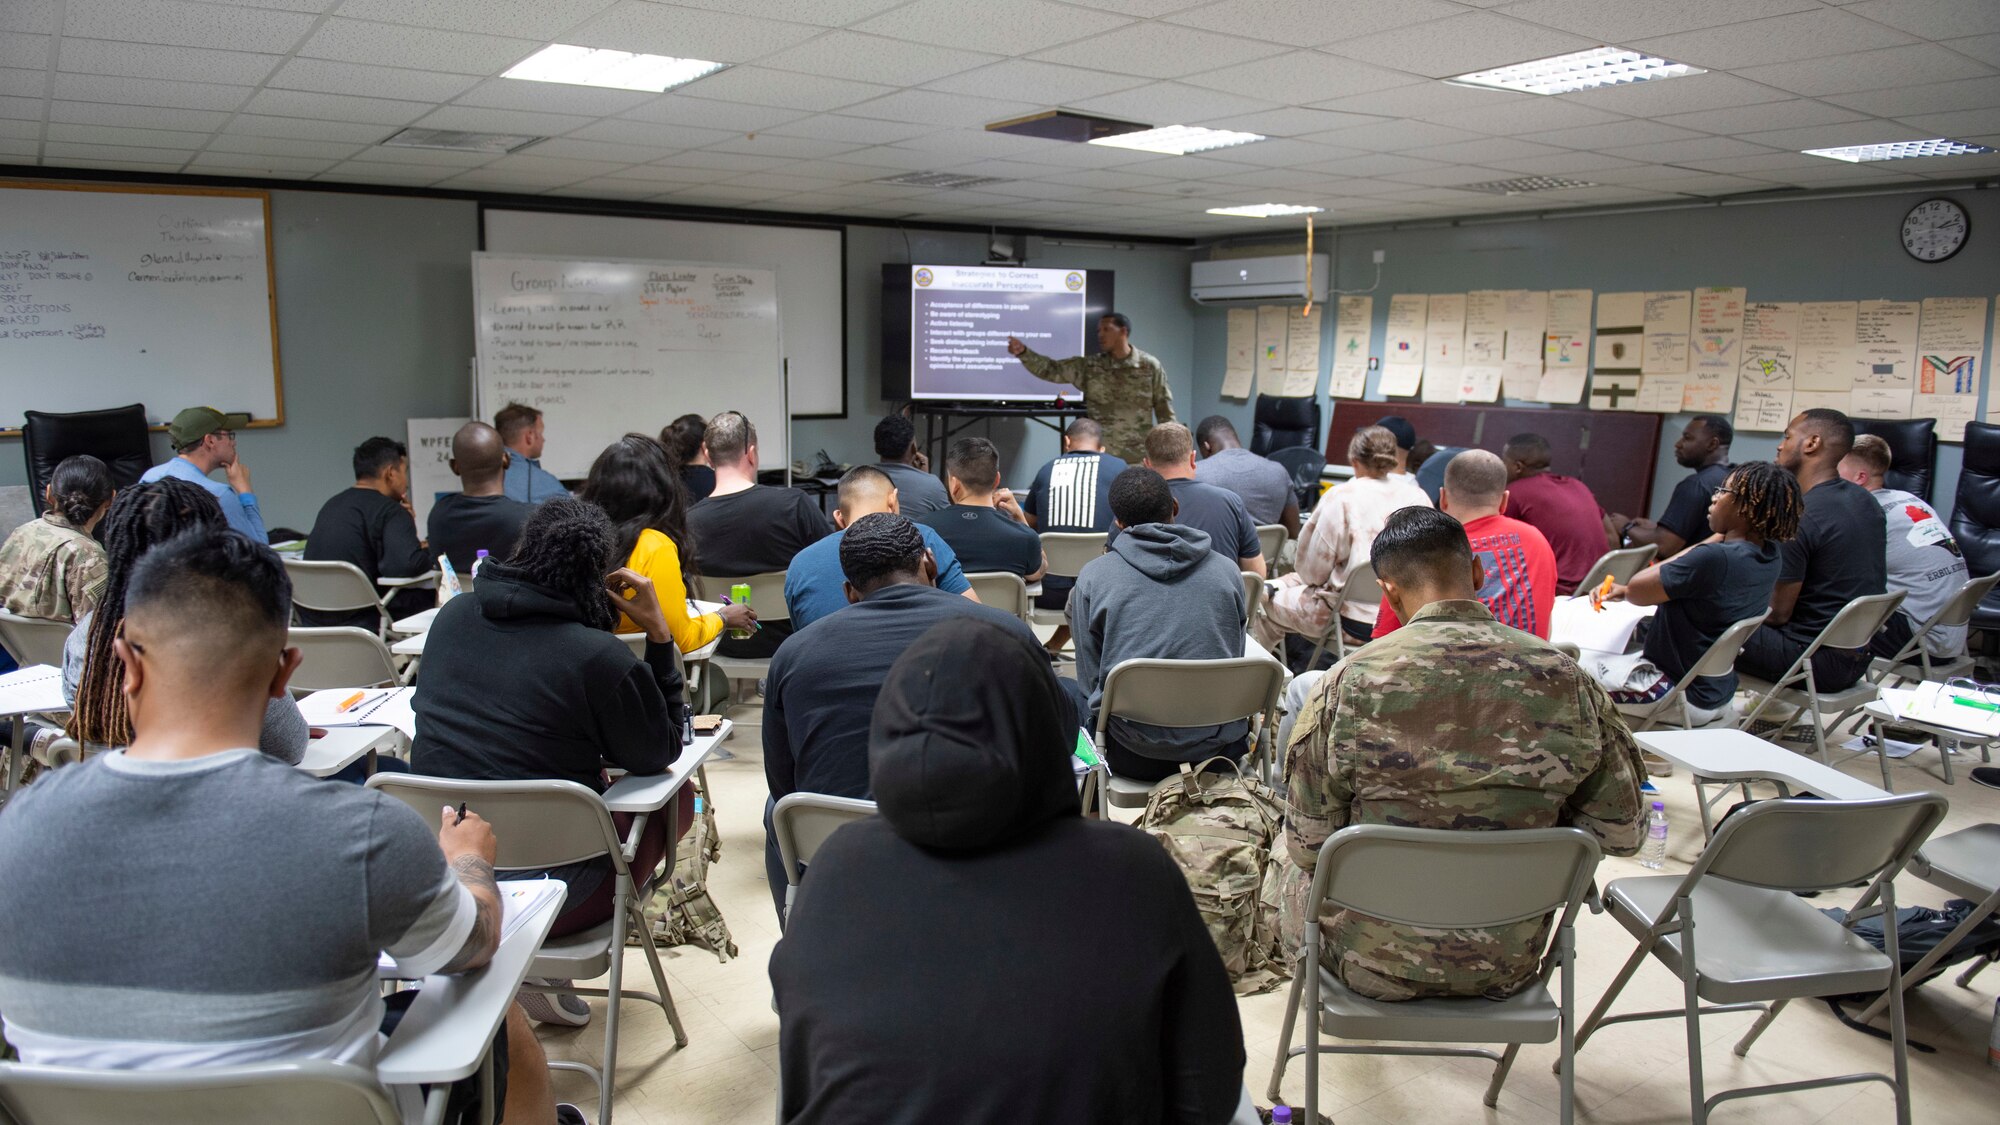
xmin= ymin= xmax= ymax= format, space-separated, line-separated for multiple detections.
xmin=729 ymin=582 xmax=752 ymax=638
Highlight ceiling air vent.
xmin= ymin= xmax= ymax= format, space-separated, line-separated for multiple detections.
xmin=381 ymin=128 xmax=545 ymax=154
xmin=1455 ymin=176 xmax=1598 ymax=195
xmin=876 ymin=171 xmax=1012 ymax=189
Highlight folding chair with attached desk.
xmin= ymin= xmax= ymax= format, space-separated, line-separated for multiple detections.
xmin=288 ymin=627 xmax=402 ymax=693
xmin=1080 ymin=656 xmax=1284 ymax=816
xmin=1029 ymin=532 xmax=1107 ymax=630
xmin=962 ymin=571 xmax=1030 ymax=623
xmin=1625 ymin=610 xmax=1770 ymax=733
xmin=770 ymin=793 xmax=876 ymax=929
xmin=704 ymin=569 xmax=787 ymax=702
xmin=1868 ymin=571 xmax=2000 ymax=687
xmin=0 ymin=611 xmax=72 ymax=668
xmin=1738 ymin=591 xmax=1906 ymax=763
xmin=1575 ymin=545 xmax=1657 ymax=595
xmin=282 ymin=558 xmax=436 ymax=640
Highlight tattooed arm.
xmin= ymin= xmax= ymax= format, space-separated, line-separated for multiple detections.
xmin=437 ymin=807 xmax=503 ymax=973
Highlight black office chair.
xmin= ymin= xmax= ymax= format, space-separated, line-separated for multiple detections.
xmin=1269 ymin=447 xmax=1327 ymax=512
xmin=1852 ymin=418 xmax=1937 ymax=503
xmin=21 ymin=405 xmax=154 ymax=516
xmin=1250 ymin=394 xmax=1320 ymax=457
xmin=1950 ymin=421 xmax=2000 ymax=631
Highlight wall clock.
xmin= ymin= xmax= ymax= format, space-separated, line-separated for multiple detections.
xmin=1901 ymin=197 xmax=1968 ymax=262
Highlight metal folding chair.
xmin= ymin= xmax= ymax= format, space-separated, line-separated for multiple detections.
xmin=1853 ymin=821 xmax=2000 ymax=1023
xmin=282 ymin=557 xmax=434 ymax=639
xmin=288 ymin=626 xmax=401 ymax=692
xmin=1631 ymin=610 xmax=1771 ymax=733
xmin=1305 ymin=559 xmax=1377 ymax=671
xmin=1084 ymin=656 xmax=1284 ymax=816
xmin=1869 ymin=571 xmax=2000 ymax=686
xmin=705 ymin=569 xmax=788 ymax=698
xmin=1029 ymin=532 xmax=1106 ymax=629
xmin=1737 ymin=591 xmax=1907 ymax=763
xmin=1266 ymin=825 xmax=1602 ymax=1125
xmin=0 ymin=1060 xmax=400 ymax=1125
xmin=0 ymin=611 xmax=72 ymax=667
xmin=771 ymin=792 xmax=876 ymax=929
xmin=963 ymin=571 xmax=1030 ymax=623
xmin=1575 ymin=544 xmax=1658 ymax=595
xmin=1255 ymin=523 xmax=1288 ymax=568
xmin=1575 ymin=793 xmax=1947 ymax=1125
xmin=1240 ymin=570 xmax=1263 ymax=631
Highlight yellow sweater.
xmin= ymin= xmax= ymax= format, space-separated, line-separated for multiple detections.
xmin=617 ymin=528 xmax=724 ymax=652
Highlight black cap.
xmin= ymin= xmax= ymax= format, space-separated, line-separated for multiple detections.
xmin=1375 ymin=415 xmax=1416 ymax=451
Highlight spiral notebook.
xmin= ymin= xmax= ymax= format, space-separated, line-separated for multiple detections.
xmin=297 ymin=687 xmax=418 ymax=739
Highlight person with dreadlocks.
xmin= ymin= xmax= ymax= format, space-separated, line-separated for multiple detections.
xmin=410 ymin=497 xmax=691 ymax=1029
xmin=64 ymin=478 xmax=309 ymax=762
xmin=1596 ymin=460 xmax=1804 ymax=727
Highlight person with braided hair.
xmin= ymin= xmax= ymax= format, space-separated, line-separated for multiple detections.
xmin=0 ymin=454 xmax=114 ymax=623
xmin=1598 ymin=460 xmax=1804 ymax=727
xmin=62 ymin=478 xmax=308 ymax=762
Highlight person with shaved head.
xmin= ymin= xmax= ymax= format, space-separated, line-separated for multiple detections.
xmin=783 ymin=465 xmax=977 ymax=631
xmin=426 ymin=420 xmax=532 ymax=574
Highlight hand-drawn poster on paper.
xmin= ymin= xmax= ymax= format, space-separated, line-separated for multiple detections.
xmin=1538 ymin=288 xmax=1591 ymax=403
xmin=1254 ymin=304 xmax=1288 ymax=395
xmin=1502 ymin=289 xmax=1547 ymax=400
xmin=1457 ymin=365 xmax=1503 ymax=403
xmin=1221 ymin=307 xmax=1255 ymax=399
xmin=1794 ymin=301 xmax=1858 ymax=416
xmin=1282 ymin=305 xmax=1322 ymax=397
xmin=1919 ymin=296 xmax=1985 ymax=440
xmin=1682 ymin=287 xmax=1745 ymax=413
xmin=1422 ymin=293 xmax=1465 ymax=402
xmin=1850 ymin=299 xmax=1918 ymax=418
xmin=1379 ymin=293 xmax=1427 ymax=397
xmin=1642 ymin=290 xmax=1692 ymax=375
xmin=1590 ymin=292 xmax=1644 ymax=412
xmin=1733 ymin=301 xmax=1798 ymax=433
xmin=1329 ymin=295 xmax=1371 ymax=399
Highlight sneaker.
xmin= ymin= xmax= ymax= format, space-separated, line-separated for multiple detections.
xmin=518 ymin=979 xmax=591 ymax=1027
xmin=556 ymin=1104 xmax=587 ymax=1125
xmin=1641 ymin=752 xmax=1673 ymax=778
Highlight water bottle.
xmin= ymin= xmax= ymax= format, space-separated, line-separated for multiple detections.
xmin=729 ymin=582 xmax=753 ymax=639
xmin=1271 ymin=1107 xmax=1293 ymax=1124
xmin=436 ymin=555 xmax=462 ymax=604
xmin=470 ymin=548 xmax=489 ymax=579
xmin=1639 ymin=801 xmax=1669 ymax=870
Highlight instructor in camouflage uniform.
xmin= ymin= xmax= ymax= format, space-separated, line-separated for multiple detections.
xmin=1279 ymin=506 xmax=1645 ymax=1002
xmin=1008 ymin=312 xmax=1173 ymax=466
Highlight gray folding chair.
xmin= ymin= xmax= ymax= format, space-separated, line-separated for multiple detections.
xmin=367 ymin=775 xmax=689 ymax=1125
xmin=0 ymin=610 xmax=72 ymax=667
xmin=1575 ymin=793 xmax=1947 ymax=1125
xmin=705 ymin=569 xmax=788 ymax=697
xmin=1240 ymin=570 xmax=1263 ymax=631
xmin=1030 ymin=531 xmax=1106 ymax=628
xmin=1854 ymin=821 xmax=2000 ymax=1023
xmin=1304 ymin=559 xmax=1377 ymax=670
xmin=287 ymin=626 xmax=401 ymax=693
xmin=282 ymin=557 xmax=434 ymax=639
xmin=963 ymin=570 xmax=1030 ymax=623
xmin=1629 ymin=610 xmax=1771 ymax=734
xmin=1085 ymin=656 xmax=1285 ymax=815
xmin=1255 ymin=523 xmax=1288 ymax=568
xmin=0 ymin=1060 xmax=400 ymax=1125
xmin=771 ymin=792 xmax=876 ymax=928
xmin=1868 ymin=571 xmax=2000 ymax=686
xmin=1266 ymin=826 xmax=1602 ymax=1125
xmin=1575 ymin=544 xmax=1657 ymax=594
xmin=1737 ymin=591 xmax=1907 ymax=763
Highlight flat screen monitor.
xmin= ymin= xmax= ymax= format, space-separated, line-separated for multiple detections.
xmin=881 ymin=264 xmax=1114 ymax=404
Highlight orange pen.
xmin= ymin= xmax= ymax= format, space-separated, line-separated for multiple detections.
xmin=1591 ymin=573 xmax=1614 ymax=613
xmin=335 ymin=690 xmax=368 ymax=713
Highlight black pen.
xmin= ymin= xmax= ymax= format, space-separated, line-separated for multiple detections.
xmin=454 ymin=802 xmax=467 ymax=825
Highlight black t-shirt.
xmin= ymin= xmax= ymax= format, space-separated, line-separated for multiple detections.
xmin=302 ymin=487 xmax=432 ymax=628
xmin=1647 ymin=537 xmax=1780 ymax=708
xmin=917 ymin=505 xmax=1043 ymax=577
xmin=427 ymin=492 xmax=531 ymax=575
xmin=1656 ymin=462 xmax=1731 ymax=547
xmin=1027 ymin=452 xmax=1125 ymax=534
xmin=1780 ymin=477 xmax=1888 ymax=644
xmin=688 ymin=485 xmax=835 ymax=578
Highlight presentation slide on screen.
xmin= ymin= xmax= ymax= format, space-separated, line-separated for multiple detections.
xmin=910 ymin=265 xmax=1087 ymax=401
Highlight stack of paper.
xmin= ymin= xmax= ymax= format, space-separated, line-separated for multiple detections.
xmin=1549 ymin=596 xmax=1654 ymax=655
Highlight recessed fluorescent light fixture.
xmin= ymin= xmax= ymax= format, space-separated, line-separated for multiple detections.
xmin=1456 ymin=176 xmax=1598 ymax=195
xmin=1206 ymin=203 xmax=1324 ymax=218
xmin=1803 ymin=138 xmax=1996 ymax=163
xmin=876 ymin=171 xmax=1012 ymax=189
xmin=502 ymin=44 xmax=726 ymax=92
xmin=382 ymin=128 xmax=544 ymax=154
xmin=1089 ymin=125 xmax=1264 ymax=155
xmin=1447 ymin=46 xmax=1703 ymax=96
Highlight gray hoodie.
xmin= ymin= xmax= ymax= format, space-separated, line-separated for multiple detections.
xmin=1067 ymin=522 xmax=1249 ymax=760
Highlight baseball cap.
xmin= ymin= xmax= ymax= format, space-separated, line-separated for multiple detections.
xmin=1374 ymin=415 xmax=1416 ymax=451
xmin=167 ymin=406 xmax=251 ymax=447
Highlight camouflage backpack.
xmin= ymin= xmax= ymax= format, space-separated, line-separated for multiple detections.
xmin=1137 ymin=756 xmax=1290 ymax=995
xmin=628 ymin=775 xmax=738 ymax=962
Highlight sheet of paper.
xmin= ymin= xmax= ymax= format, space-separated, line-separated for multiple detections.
xmin=1254 ymin=304 xmax=1288 ymax=395
xmin=1221 ymin=307 xmax=1255 ymax=399
xmin=1463 ymin=290 xmax=1506 ymax=367
xmin=1502 ymin=289 xmax=1547 ymax=399
xmin=1635 ymin=375 xmax=1689 ymax=413
xmin=1424 ymin=292 xmax=1465 ymax=389
xmin=1457 ymin=364 xmax=1503 ymax=403
xmin=1329 ymin=295 xmax=1371 ymax=399
xmin=1849 ymin=299 xmax=1919 ymax=417
xmin=1795 ymin=300 xmax=1858 ymax=391
xmin=1642 ymin=290 xmax=1692 ymax=375
xmin=1683 ymin=286 xmax=1746 ymax=413
xmin=1282 ymin=305 xmax=1321 ymax=397
xmin=1380 ymin=293 xmax=1427 ymax=397
xmin=1792 ymin=389 xmax=1853 ymax=414
xmin=1733 ymin=301 xmax=1798 ymax=432
xmin=1550 ymin=596 xmax=1654 ymax=654
xmin=1590 ymin=291 xmax=1644 ymax=412
xmin=1917 ymin=295 xmax=1986 ymax=441
xmin=1543 ymin=288 xmax=1591 ymax=369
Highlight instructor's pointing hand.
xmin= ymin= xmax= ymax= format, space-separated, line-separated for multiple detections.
xmin=1006 ymin=336 xmax=1026 ymax=357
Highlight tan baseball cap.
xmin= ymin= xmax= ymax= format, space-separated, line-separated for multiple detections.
xmin=167 ymin=406 xmax=251 ymax=447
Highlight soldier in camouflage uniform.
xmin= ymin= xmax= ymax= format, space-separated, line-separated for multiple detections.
xmin=1009 ymin=312 xmax=1174 ymax=465
xmin=0 ymin=457 xmax=114 ymax=624
xmin=1279 ymin=506 xmax=1645 ymax=1001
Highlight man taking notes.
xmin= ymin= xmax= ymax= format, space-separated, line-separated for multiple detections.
xmin=140 ymin=406 xmax=265 ymax=543
xmin=1008 ymin=311 xmax=1173 ymax=465
xmin=494 ymin=402 xmax=568 ymax=504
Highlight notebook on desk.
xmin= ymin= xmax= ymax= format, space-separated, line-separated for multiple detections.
xmin=1879 ymin=681 xmax=2000 ymax=739
xmin=297 ymin=687 xmax=418 ymax=739
xmin=0 ymin=665 xmax=66 ymax=716
xmin=378 ymin=879 xmax=564 ymax=976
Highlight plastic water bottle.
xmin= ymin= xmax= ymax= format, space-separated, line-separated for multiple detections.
xmin=1639 ymin=801 xmax=1669 ymax=870
xmin=436 ymin=555 xmax=462 ymax=603
xmin=470 ymin=549 xmax=489 ymax=579
xmin=1272 ymin=1107 xmax=1293 ymax=1124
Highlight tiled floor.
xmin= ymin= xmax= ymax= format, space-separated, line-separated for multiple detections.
xmin=540 ymin=693 xmax=2000 ymax=1124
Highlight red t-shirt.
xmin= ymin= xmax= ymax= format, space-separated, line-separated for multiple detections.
xmin=1371 ymin=512 xmax=1558 ymax=640
xmin=1500 ymin=471 xmax=1607 ymax=595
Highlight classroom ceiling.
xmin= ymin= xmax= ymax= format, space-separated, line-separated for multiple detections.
xmin=2 ymin=0 xmax=1998 ymax=239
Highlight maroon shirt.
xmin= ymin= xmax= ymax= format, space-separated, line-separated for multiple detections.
xmin=1503 ymin=471 xmax=1607 ymax=595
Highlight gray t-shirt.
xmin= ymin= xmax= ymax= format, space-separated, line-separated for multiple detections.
xmin=0 ymin=749 xmax=470 ymax=1073
xmin=1874 ymin=488 xmax=1969 ymax=657
xmin=62 ymin=611 xmax=310 ymax=764
xmin=876 ymin=462 xmax=951 ymax=515
xmin=1194 ymin=447 xmax=1292 ymax=525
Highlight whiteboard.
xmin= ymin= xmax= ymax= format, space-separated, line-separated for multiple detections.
xmin=482 ymin=208 xmax=842 ymax=416
xmin=472 ymin=253 xmax=787 ymax=480
xmin=0 ymin=183 xmax=280 ymax=431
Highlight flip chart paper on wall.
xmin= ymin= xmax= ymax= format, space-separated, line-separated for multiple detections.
xmin=1850 ymin=299 xmax=1918 ymax=418
xmin=1503 ymin=289 xmax=1547 ymax=400
xmin=1329 ymin=295 xmax=1371 ymax=399
xmin=1918 ymin=296 xmax=1985 ymax=441
xmin=1683 ymin=286 xmax=1746 ymax=413
xmin=1642 ymin=290 xmax=1692 ymax=376
xmin=1457 ymin=365 xmax=1503 ymax=403
xmin=1255 ymin=304 xmax=1288 ymax=395
xmin=1282 ymin=305 xmax=1321 ymax=397
xmin=1734 ymin=301 xmax=1798 ymax=433
xmin=1380 ymin=293 xmax=1427 ymax=397
xmin=1422 ymin=293 xmax=1464 ymax=402
xmin=1591 ymin=292 xmax=1644 ymax=412
xmin=1221 ymin=307 xmax=1256 ymax=399
xmin=1538 ymin=288 xmax=1592 ymax=404
xmin=1795 ymin=301 xmax=1858 ymax=397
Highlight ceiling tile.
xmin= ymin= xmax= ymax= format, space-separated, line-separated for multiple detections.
xmin=1384 ymin=165 xmax=1516 ymax=187
xmin=1401 ymin=136 xmax=1572 ymax=164
xmin=0 ymin=1 xmax=55 ymax=35
xmin=437 ymin=168 xmax=580 ymax=189
xmin=1949 ymin=34 xmax=2000 ymax=68
xmin=352 ymin=143 xmax=496 ymax=166
xmin=1897 ymin=107 xmax=2000 ymax=137
xmin=1304 ymin=119 xmax=1488 ymax=152
xmin=754 ymin=32 xmax=999 ymax=86
xmin=49 ymin=72 xmax=251 ymax=112
xmin=1737 ymin=120 xmax=1931 ymax=150
xmin=1182 ymin=50 xmax=1418 ymax=103
xmin=760 ymin=158 xmax=885 ymax=181
xmin=266 ymin=57 xmax=480 ymax=103
xmin=1736 ymin=43 xmax=2000 ymax=95
xmin=332 ymin=0 xmax=620 ymax=39
xmin=561 ymin=178 xmax=666 ymax=200
xmin=1841 ymin=0 xmax=2000 ymax=40
xmin=763 ymin=114 xmax=936 ymax=145
xmin=46 ymin=123 xmax=206 ymax=146
xmin=583 ymin=162 xmax=733 ymax=183
xmin=1600 ymin=136 xmax=1780 ymax=163
xmin=0 ymin=117 xmax=39 ymax=137
xmin=1320 ymin=12 xmax=1597 ymax=79
xmin=1515 ymin=119 xmax=1708 ymax=150
xmin=923 ymin=59 xmax=1146 ymax=104
xmin=1639 ymin=173 xmax=1785 ymax=196
xmin=664 ymin=183 xmax=796 ymax=203
xmin=1196 ymin=107 xmax=1388 ymax=137
xmin=883 ymin=129 xmax=1047 ymax=157
xmin=714 ymin=171 xmax=850 ymax=193
xmin=63 ymin=0 xmax=314 ymax=54
xmin=1068 ymin=82 xmax=1279 ymax=125
xmin=185 ymin=151 xmax=335 ymax=173
xmin=1478 ymin=150 xmax=1648 ymax=175
xmin=1822 ymin=76 xmax=2000 ymax=118
xmin=0 ymin=94 xmax=42 ymax=120
xmin=40 ymin=157 xmax=190 ymax=173
xmin=0 ymin=67 xmax=41 ymax=98
xmin=1630 ymin=8 xmax=1919 ymax=69
xmin=1030 ymin=23 xmax=1288 ymax=79
xmin=0 ymin=137 xmax=35 ymax=157
xmin=317 ymin=163 xmax=465 ymax=184
xmin=662 ymin=148 xmax=797 ymax=171
xmin=482 ymin=152 xmax=630 ymax=178
xmin=1309 ymin=81 xmax=1528 ymax=119
xmin=413 ymin=105 xmax=599 ymax=135
xmin=224 ymin=115 xmax=392 ymax=142
xmin=1419 ymin=97 xmax=1628 ymax=136
xmin=1295 ymin=152 xmax=1444 ymax=177
xmin=567 ymin=117 xmax=735 ymax=147
xmin=1657 ymin=99 xmax=1871 ymax=134
xmin=295 ymin=18 xmax=537 ymax=74
xmin=663 ymin=0 xmax=912 ymax=26
xmin=49 ymin=101 xmax=227 ymax=132
xmin=675 ymin=65 xmax=893 ymax=112
xmin=841 ymin=88 xmax=1040 ymax=127
xmin=200 ymin=2 xmax=344 ymax=13
xmin=57 ymin=38 xmax=280 ymax=84
xmin=701 ymin=134 xmax=868 ymax=160
xmin=521 ymin=136 xmax=674 ymax=163
xmin=854 ymin=0 xmax=1130 ymax=54
xmin=1558 ymin=71 xmax=1795 ymax=117
xmin=1172 ymin=0 xmax=1460 ymax=44
xmin=1671 ymin=151 xmax=1845 ymax=174
xmin=563 ymin=1 xmax=824 ymax=62
xmin=43 ymin=141 xmax=195 ymax=163
xmin=0 ymin=32 xmax=48 ymax=70
xmin=1499 ymin=0 xmax=1823 ymax=42
xmin=243 ymin=87 xmax=435 ymax=126
xmin=204 ymin=133 xmax=366 ymax=159
xmin=452 ymin=77 xmax=656 ymax=117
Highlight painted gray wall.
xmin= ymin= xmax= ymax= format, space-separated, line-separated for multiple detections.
xmin=1187 ymin=188 xmax=2000 ymax=517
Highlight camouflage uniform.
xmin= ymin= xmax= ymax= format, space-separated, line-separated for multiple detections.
xmin=1279 ymin=598 xmax=1645 ymax=1001
xmin=1017 ymin=345 xmax=1175 ymax=465
xmin=0 ymin=511 xmax=108 ymax=625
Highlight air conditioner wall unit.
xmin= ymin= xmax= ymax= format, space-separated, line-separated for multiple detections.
xmin=1189 ymin=254 xmax=1329 ymax=304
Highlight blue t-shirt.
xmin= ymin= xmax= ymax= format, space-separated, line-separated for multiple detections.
xmin=502 ymin=455 xmax=568 ymax=504
xmin=139 ymin=457 xmax=266 ymax=543
xmin=784 ymin=523 xmax=970 ymax=631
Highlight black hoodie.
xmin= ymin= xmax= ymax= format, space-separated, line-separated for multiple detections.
xmin=769 ymin=618 xmax=1245 ymax=1125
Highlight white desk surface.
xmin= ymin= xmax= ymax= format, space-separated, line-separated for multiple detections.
xmin=393 ymin=601 xmax=723 ymax=645
xmin=389 ymin=607 xmax=439 ymax=636
xmin=374 ymin=884 xmax=564 ymax=1088
xmin=1635 ymin=728 xmax=1889 ymax=802
xmin=391 ymin=631 xmax=427 ymax=656
xmin=602 ymin=719 xmax=731 ymax=813
xmin=1864 ymin=689 xmax=2000 ymax=744
xmin=0 ymin=665 xmax=69 ymax=718
xmin=298 ymin=725 xmax=405 ymax=778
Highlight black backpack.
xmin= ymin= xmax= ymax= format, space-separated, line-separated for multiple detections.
xmin=1818 ymin=898 xmax=2000 ymax=1045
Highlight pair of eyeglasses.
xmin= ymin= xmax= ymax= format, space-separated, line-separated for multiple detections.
xmin=1712 ymin=487 xmax=1737 ymax=499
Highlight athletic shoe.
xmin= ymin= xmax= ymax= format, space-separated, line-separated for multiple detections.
xmin=518 ymin=979 xmax=591 ymax=1027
